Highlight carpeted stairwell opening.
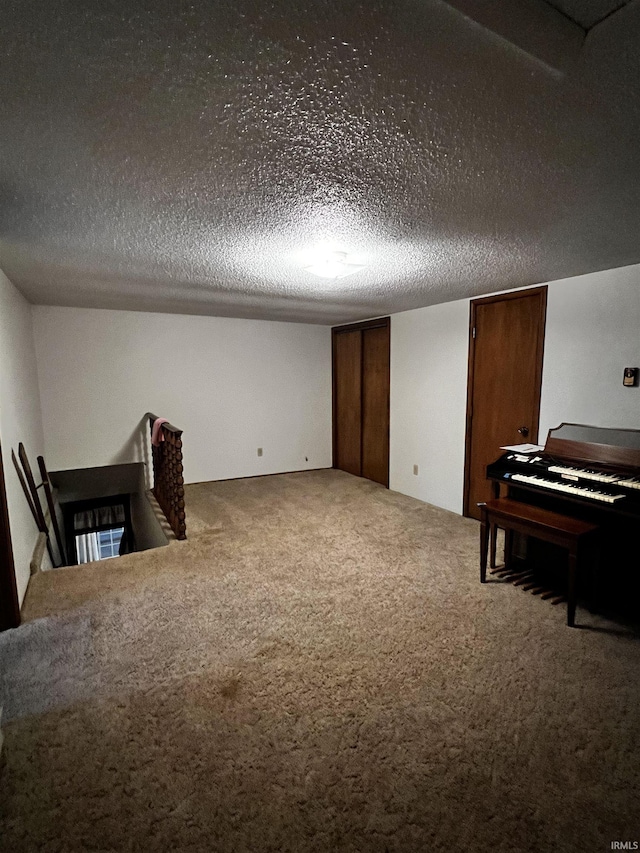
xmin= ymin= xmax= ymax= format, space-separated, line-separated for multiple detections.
xmin=47 ymin=462 xmax=171 ymax=569
xmin=1 ymin=470 xmax=639 ymax=852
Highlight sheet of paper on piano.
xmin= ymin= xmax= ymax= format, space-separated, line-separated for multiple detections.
xmin=499 ymin=443 xmax=545 ymax=453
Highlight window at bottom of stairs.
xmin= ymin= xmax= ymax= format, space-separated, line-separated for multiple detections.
xmin=97 ymin=527 xmax=124 ymax=559
xmin=75 ymin=527 xmax=125 ymax=564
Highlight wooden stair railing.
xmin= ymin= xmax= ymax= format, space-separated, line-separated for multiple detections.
xmin=148 ymin=413 xmax=187 ymax=540
xmin=12 ymin=444 xmax=65 ymax=567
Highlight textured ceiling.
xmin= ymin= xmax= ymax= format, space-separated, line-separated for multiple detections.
xmin=544 ymin=0 xmax=632 ymax=30
xmin=1 ymin=0 xmax=640 ymax=324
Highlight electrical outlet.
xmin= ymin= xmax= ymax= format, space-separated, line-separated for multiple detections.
xmin=413 ymin=464 xmax=419 ymax=475
xmin=257 ymin=447 xmax=263 ymax=457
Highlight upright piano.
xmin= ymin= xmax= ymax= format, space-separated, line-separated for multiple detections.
xmin=487 ymin=423 xmax=640 ymax=609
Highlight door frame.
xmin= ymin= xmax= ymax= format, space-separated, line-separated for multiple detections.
xmin=0 ymin=438 xmax=21 ymax=631
xmin=332 ymin=316 xmax=390 ymax=482
xmin=462 ymin=286 xmax=547 ymax=518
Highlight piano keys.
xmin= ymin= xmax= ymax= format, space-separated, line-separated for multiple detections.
xmin=546 ymin=465 xmax=640 ymax=488
xmin=508 ymin=472 xmax=625 ymax=504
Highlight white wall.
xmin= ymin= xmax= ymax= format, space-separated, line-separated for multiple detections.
xmin=390 ymin=263 xmax=640 ymax=514
xmin=33 ymin=307 xmax=332 ymax=483
xmin=0 ymin=270 xmax=45 ymax=604
xmin=390 ymin=300 xmax=470 ymax=513
xmin=539 ymin=265 xmax=640 ymax=437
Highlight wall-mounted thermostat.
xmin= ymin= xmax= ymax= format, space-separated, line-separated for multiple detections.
xmin=623 ymin=367 xmax=639 ymax=387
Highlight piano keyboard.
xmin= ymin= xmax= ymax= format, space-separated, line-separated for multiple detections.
xmin=510 ymin=473 xmax=626 ymax=503
xmin=618 ymin=477 xmax=640 ymax=489
xmin=548 ymin=465 xmax=640 ymax=490
xmin=548 ymin=465 xmax=620 ymax=483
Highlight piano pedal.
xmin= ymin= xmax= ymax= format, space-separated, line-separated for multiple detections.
xmin=491 ymin=568 xmax=533 ymax=582
xmin=512 ymin=574 xmax=535 ymax=587
xmin=488 ymin=560 xmax=569 ymax=607
xmin=490 ymin=568 xmax=525 ymax=579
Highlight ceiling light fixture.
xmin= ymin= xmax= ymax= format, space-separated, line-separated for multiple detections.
xmin=304 ymin=250 xmax=365 ymax=280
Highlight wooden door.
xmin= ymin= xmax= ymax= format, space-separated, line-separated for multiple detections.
xmin=333 ymin=317 xmax=390 ymax=486
xmin=333 ymin=328 xmax=362 ymax=476
xmin=464 ymin=288 xmax=547 ymax=520
xmin=361 ymin=325 xmax=390 ymax=486
xmin=0 ymin=438 xmax=20 ymax=631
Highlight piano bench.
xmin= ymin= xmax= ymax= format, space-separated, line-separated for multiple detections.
xmin=478 ymin=498 xmax=599 ymax=627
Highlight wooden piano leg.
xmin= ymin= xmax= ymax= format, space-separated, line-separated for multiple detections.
xmin=588 ymin=534 xmax=602 ymax=614
xmin=567 ymin=549 xmax=578 ymax=627
xmin=489 ymin=480 xmax=500 ymax=567
xmin=479 ymin=503 xmax=488 ymax=583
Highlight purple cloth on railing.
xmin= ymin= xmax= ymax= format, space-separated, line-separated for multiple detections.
xmin=151 ymin=417 xmax=170 ymax=447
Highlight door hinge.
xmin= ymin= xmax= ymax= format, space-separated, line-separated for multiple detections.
xmin=472 ymin=327 xmax=476 ymax=339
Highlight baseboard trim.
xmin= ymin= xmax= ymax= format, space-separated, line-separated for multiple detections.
xmin=188 ymin=467 xmax=332 ymax=487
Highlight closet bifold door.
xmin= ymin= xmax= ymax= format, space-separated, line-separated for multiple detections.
xmin=332 ymin=317 xmax=390 ymax=487
xmin=361 ymin=325 xmax=390 ymax=487
xmin=333 ymin=328 xmax=363 ymax=476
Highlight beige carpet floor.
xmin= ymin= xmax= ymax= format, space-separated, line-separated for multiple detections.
xmin=1 ymin=469 xmax=639 ymax=852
